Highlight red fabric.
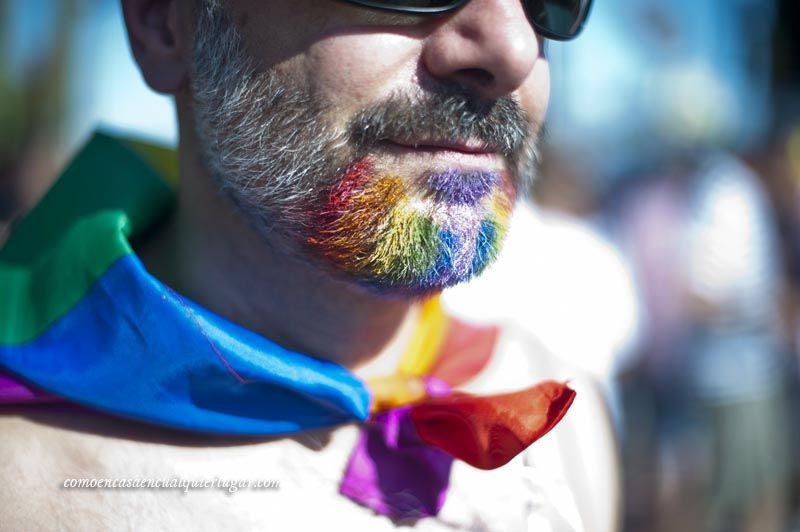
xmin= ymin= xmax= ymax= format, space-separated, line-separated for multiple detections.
xmin=409 ymin=380 xmax=576 ymax=470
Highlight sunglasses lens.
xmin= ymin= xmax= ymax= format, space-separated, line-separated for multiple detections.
xmin=341 ymin=0 xmax=591 ymax=40
xmin=524 ymin=0 xmax=591 ymax=39
xmin=345 ymin=0 xmax=460 ymax=9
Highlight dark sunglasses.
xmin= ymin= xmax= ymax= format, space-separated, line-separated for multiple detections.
xmin=337 ymin=0 xmax=593 ymax=41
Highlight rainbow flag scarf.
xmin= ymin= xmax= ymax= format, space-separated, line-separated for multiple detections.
xmin=0 ymin=133 xmax=575 ymax=520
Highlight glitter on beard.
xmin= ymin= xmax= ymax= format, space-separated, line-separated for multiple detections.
xmin=423 ymin=170 xmax=500 ymax=205
xmin=305 ymin=160 xmax=514 ymax=297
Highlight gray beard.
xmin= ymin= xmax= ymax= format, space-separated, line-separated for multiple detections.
xmin=190 ymin=2 xmax=349 ymax=249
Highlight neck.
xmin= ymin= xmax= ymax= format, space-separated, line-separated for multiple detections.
xmin=137 ymin=124 xmax=420 ymax=377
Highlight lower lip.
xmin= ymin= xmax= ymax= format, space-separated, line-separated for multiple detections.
xmin=382 ymin=141 xmax=500 ymax=165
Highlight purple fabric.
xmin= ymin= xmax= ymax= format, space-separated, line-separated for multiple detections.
xmin=0 ymin=373 xmax=59 ymax=403
xmin=423 ymin=376 xmax=451 ymax=398
xmin=340 ymin=377 xmax=454 ymax=521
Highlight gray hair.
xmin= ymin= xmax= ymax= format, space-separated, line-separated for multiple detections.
xmin=190 ymin=2 xmax=346 ymax=243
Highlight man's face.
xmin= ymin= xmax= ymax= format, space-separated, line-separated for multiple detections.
xmin=190 ymin=0 xmax=549 ymax=297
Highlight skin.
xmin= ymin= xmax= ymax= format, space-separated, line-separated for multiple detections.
xmin=131 ymin=0 xmax=550 ymax=374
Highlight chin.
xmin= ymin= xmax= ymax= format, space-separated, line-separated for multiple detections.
xmin=305 ymin=159 xmax=514 ymax=299
xmin=352 ymin=215 xmax=506 ymax=299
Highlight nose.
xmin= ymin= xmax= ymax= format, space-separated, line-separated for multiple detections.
xmin=420 ymin=0 xmax=542 ymax=100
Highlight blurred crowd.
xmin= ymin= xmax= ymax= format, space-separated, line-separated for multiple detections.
xmin=1 ymin=0 xmax=798 ymax=530
xmin=538 ymin=1 xmax=800 ymax=530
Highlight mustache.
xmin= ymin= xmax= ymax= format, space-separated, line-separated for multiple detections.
xmin=347 ymin=85 xmax=535 ymax=164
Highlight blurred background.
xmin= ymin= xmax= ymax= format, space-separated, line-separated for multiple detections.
xmin=1 ymin=1 xmax=798 ymax=530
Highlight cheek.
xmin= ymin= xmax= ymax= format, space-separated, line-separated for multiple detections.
xmin=518 ymin=58 xmax=550 ymax=127
xmin=302 ymin=33 xmax=422 ymax=122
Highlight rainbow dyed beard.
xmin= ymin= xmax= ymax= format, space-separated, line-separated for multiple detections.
xmin=306 ymin=160 xmax=515 ymax=296
xmin=190 ymin=2 xmax=538 ymax=297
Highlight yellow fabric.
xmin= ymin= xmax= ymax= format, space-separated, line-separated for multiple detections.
xmin=121 ymin=137 xmax=180 ymax=187
xmin=367 ymin=376 xmax=427 ymax=412
xmin=367 ymin=296 xmax=450 ymax=413
xmin=397 ymin=297 xmax=448 ymax=377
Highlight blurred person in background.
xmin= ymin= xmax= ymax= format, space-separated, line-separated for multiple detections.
xmin=613 ymin=150 xmax=792 ymax=532
xmin=744 ymin=111 xmax=800 ymax=531
xmin=746 ymin=116 xmax=800 ymax=358
xmin=0 ymin=0 xmax=85 ymax=245
xmin=682 ymin=153 xmax=790 ymax=532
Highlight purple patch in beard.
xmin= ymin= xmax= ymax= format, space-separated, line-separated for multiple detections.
xmin=424 ymin=170 xmax=500 ymax=205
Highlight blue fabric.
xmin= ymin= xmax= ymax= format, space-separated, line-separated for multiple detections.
xmin=0 ymin=254 xmax=371 ymax=434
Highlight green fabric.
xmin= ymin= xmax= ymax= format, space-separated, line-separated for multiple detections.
xmin=0 ymin=131 xmax=174 ymax=264
xmin=0 ymin=132 xmax=176 ymax=345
